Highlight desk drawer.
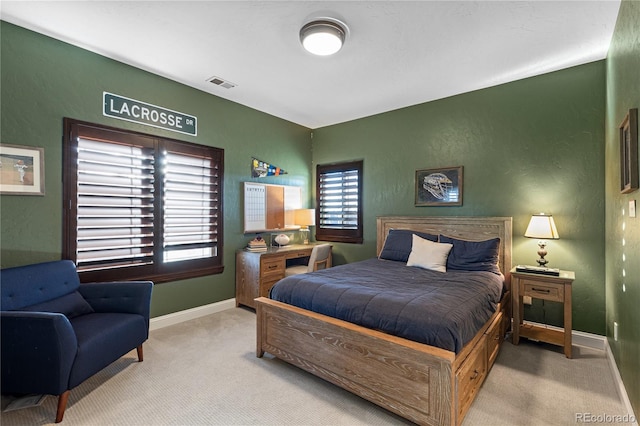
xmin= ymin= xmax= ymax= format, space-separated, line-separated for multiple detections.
xmin=285 ymin=249 xmax=312 ymax=259
xmin=261 ymin=275 xmax=282 ymax=298
xmin=261 ymin=256 xmax=285 ymax=276
xmin=522 ymin=280 xmax=563 ymax=302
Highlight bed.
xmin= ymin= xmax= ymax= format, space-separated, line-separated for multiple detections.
xmin=255 ymin=216 xmax=512 ymax=426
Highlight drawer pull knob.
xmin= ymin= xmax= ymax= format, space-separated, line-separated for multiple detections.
xmin=268 ymin=265 xmax=277 ymax=269
xmin=531 ymin=287 xmax=550 ymax=293
xmin=471 ymin=370 xmax=479 ymax=380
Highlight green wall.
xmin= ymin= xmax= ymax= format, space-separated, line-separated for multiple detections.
xmin=312 ymin=61 xmax=607 ymax=335
xmin=0 ymin=22 xmax=312 ymax=317
xmin=605 ymin=0 xmax=640 ymax=415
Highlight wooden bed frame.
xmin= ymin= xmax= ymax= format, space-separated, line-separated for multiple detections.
xmin=255 ymin=216 xmax=512 ymax=426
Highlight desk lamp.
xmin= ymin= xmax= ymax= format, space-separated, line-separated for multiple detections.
xmin=294 ymin=209 xmax=315 ymax=244
xmin=524 ymin=213 xmax=559 ymax=266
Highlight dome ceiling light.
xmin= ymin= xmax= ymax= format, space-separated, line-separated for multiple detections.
xmin=299 ymin=19 xmax=348 ymax=56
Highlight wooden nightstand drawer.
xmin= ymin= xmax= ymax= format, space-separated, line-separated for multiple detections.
xmin=261 ymin=257 xmax=285 ymax=276
xmin=522 ymin=280 xmax=563 ymax=302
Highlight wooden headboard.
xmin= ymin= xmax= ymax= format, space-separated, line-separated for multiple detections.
xmin=376 ymin=216 xmax=513 ymax=290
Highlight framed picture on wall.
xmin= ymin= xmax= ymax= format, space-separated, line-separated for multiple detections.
xmin=415 ymin=166 xmax=463 ymax=206
xmin=620 ymin=108 xmax=638 ymax=194
xmin=0 ymin=144 xmax=45 ymax=196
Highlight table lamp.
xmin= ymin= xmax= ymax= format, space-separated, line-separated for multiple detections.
xmin=524 ymin=213 xmax=559 ymax=266
xmin=294 ymin=209 xmax=315 ymax=244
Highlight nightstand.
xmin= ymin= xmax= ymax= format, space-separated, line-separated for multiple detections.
xmin=511 ymin=267 xmax=575 ymax=358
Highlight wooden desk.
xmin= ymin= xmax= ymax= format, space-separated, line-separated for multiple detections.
xmin=235 ymin=244 xmax=330 ymax=309
xmin=511 ymin=267 xmax=575 ymax=358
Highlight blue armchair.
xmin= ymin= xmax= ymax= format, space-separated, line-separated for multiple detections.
xmin=1 ymin=260 xmax=152 ymax=422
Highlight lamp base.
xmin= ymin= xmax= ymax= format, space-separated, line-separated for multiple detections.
xmin=536 ymin=257 xmax=549 ymax=267
xmin=299 ymin=228 xmax=310 ymax=245
xmin=536 ymin=240 xmax=549 ymax=267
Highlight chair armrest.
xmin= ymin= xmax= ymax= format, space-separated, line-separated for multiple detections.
xmin=78 ymin=281 xmax=153 ymax=320
xmin=0 ymin=311 xmax=77 ymax=395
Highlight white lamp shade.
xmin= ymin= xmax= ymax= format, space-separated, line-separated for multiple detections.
xmin=524 ymin=214 xmax=559 ymax=239
xmin=294 ymin=209 xmax=316 ymax=227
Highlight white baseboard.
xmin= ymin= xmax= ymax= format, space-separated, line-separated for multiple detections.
xmin=149 ymin=298 xmax=236 ymax=331
xmin=572 ymin=328 xmax=606 ymax=350
xmin=604 ymin=339 xmax=639 ymax=426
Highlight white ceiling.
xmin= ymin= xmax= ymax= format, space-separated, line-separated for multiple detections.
xmin=1 ymin=1 xmax=621 ymax=129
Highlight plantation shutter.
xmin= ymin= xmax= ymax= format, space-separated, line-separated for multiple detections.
xmin=76 ymin=137 xmax=155 ymax=272
xmin=316 ymin=160 xmax=363 ymax=244
xmin=162 ymin=146 xmax=220 ymax=263
xmin=63 ymin=118 xmax=224 ymax=283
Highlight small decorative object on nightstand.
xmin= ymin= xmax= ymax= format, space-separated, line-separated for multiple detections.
xmin=511 ymin=267 xmax=575 ymax=358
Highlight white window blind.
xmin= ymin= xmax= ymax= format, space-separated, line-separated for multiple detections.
xmin=318 ymin=169 xmax=359 ymax=230
xmin=162 ymin=150 xmax=219 ymax=263
xmin=315 ymin=160 xmax=363 ymax=244
xmin=76 ymin=138 xmax=155 ymax=272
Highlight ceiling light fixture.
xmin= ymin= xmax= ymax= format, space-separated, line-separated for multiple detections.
xmin=300 ymin=19 xmax=347 ymax=56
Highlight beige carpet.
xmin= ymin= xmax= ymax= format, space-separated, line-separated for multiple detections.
xmin=1 ymin=307 xmax=632 ymax=425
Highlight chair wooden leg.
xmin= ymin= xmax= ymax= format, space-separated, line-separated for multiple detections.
xmin=136 ymin=344 xmax=144 ymax=362
xmin=55 ymin=390 xmax=70 ymax=423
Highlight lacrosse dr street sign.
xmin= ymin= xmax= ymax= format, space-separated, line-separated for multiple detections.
xmin=103 ymin=92 xmax=197 ymax=136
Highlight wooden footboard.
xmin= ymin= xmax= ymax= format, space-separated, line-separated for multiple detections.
xmin=256 ymin=297 xmax=456 ymax=425
xmin=256 ymin=294 xmax=509 ymax=426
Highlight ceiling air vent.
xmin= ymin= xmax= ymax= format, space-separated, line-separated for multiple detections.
xmin=207 ymin=76 xmax=236 ymax=89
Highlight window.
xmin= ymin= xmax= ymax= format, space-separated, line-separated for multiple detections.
xmin=63 ymin=118 xmax=224 ymax=283
xmin=315 ymin=160 xmax=363 ymax=244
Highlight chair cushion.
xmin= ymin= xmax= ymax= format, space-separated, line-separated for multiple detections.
xmin=285 ymin=265 xmax=309 ymax=277
xmin=20 ymin=291 xmax=94 ymax=319
xmin=68 ymin=312 xmax=147 ymax=388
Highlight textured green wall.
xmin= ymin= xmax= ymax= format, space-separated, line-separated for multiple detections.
xmin=605 ymin=0 xmax=640 ymax=415
xmin=312 ymin=61 xmax=606 ymax=335
xmin=0 ymin=22 xmax=311 ymax=316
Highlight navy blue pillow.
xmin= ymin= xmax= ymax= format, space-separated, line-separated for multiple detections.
xmin=20 ymin=290 xmax=94 ymax=319
xmin=439 ymin=235 xmax=501 ymax=275
xmin=379 ymin=229 xmax=438 ymax=262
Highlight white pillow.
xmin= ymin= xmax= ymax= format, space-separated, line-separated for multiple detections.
xmin=406 ymin=234 xmax=453 ymax=273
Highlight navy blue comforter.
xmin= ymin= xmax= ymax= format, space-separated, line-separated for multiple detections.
xmin=269 ymin=258 xmax=504 ymax=353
